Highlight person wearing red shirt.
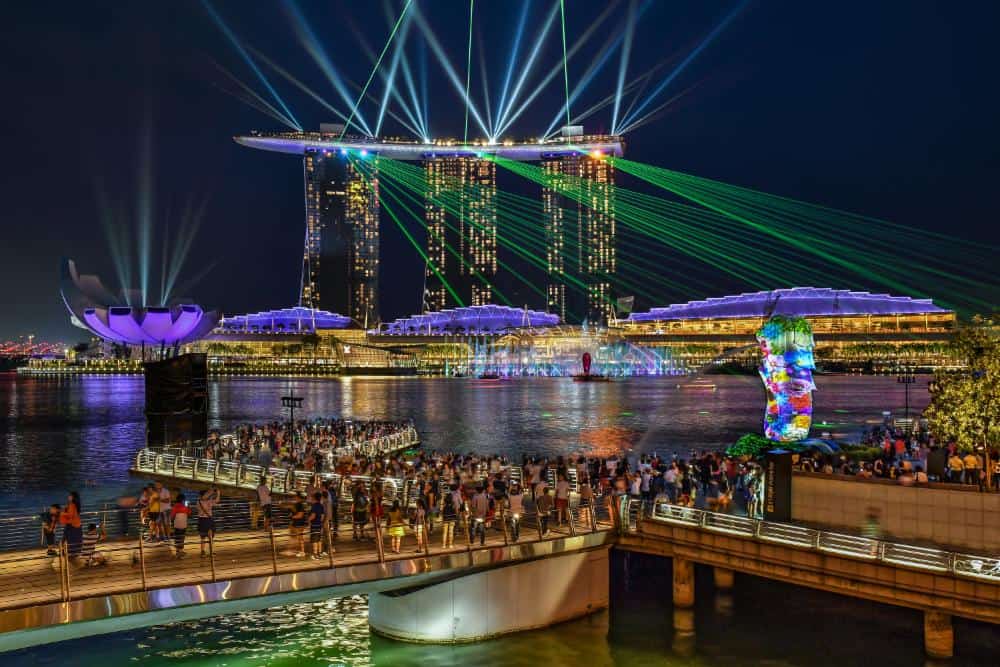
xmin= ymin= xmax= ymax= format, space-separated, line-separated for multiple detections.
xmin=170 ymin=494 xmax=192 ymax=558
xmin=60 ymin=491 xmax=83 ymax=557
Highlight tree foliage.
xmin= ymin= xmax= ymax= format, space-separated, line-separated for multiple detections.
xmin=924 ymin=315 xmax=999 ymax=452
xmin=725 ymin=432 xmax=808 ymax=459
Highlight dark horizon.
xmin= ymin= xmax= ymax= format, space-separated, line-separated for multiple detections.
xmin=2 ymin=0 xmax=998 ymax=341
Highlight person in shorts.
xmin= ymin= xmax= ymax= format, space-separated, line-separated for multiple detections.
xmin=197 ymin=487 xmax=220 ymax=557
xmin=170 ymin=494 xmax=191 ymax=558
xmin=43 ymin=504 xmax=60 ymax=556
xmin=352 ymin=485 xmax=370 ymax=540
xmin=308 ymin=492 xmax=326 ymax=560
xmin=146 ymin=486 xmax=162 ymax=542
xmin=257 ymin=478 xmax=272 ymax=530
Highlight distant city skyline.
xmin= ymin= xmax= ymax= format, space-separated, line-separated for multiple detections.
xmin=2 ymin=1 xmax=998 ymax=340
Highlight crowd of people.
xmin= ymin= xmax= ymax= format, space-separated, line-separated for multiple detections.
xmin=198 ymin=418 xmax=415 ymax=471
xmin=45 ymin=441 xmax=776 ymax=565
xmin=240 ymin=447 xmax=770 ymax=559
xmin=50 ymin=415 xmax=998 ymax=566
xmin=797 ymin=423 xmax=999 ymax=491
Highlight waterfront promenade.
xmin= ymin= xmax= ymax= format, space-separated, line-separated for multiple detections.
xmin=0 ymin=497 xmax=610 ymax=650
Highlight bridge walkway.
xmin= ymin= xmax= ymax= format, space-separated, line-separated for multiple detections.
xmin=0 ymin=502 xmax=608 ymax=614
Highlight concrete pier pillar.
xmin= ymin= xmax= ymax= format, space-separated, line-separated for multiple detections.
xmin=368 ymin=547 xmax=609 ymax=643
xmin=713 ymin=567 xmax=734 ymax=591
xmin=923 ymin=611 xmax=953 ymax=659
xmin=671 ymin=608 xmax=696 ymax=657
xmin=672 ymin=557 xmax=695 ymax=608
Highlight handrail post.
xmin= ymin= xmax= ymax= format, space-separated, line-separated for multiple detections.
xmin=325 ymin=521 xmax=336 ymax=568
xmin=500 ymin=506 xmax=510 ymax=545
xmin=268 ymin=524 xmax=279 ymax=575
xmin=568 ymin=505 xmax=578 ymax=537
xmin=423 ymin=518 xmax=432 ymax=555
xmin=62 ymin=540 xmax=72 ymax=602
xmin=58 ymin=540 xmax=69 ymax=602
xmin=536 ymin=509 xmax=546 ymax=542
xmin=373 ymin=518 xmax=386 ymax=563
xmin=208 ymin=532 xmax=217 ymax=582
xmin=137 ymin=533 xmax=148 ymax=591
xmin=465 ymin=514 xmax=474 ymax=550
xmin=172 ymin=456 xmax=178 ymax=476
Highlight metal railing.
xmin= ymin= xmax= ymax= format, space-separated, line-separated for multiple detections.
xmin=646 ymin=501 xmax=1000 ymax=584
xmin=132 ymin=428 xmax=420 ymax=494
xmin=0 ymin=494 xmax=613 ymax=613
xmin=152 ymin=427 xmax=420 ymax=466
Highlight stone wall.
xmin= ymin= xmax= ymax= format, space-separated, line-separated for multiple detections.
xmin=792 ymin=473 xmax=1000 ymax=553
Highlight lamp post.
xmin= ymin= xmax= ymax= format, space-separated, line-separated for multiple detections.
xmin=281 ymin=390 xmax=304 ymax=446
xmin=897 ymin=367 xmax=916 ymax=428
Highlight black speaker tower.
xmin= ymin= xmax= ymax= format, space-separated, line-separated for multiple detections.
xmin=144 ymin=353 xmax=209 ymax=447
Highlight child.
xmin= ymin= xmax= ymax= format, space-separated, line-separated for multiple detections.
xmin=43 ymin=504 xmax=60 ymax=556
xmin=170 ymin=494 xmax=191 ymax=558
xmin=80 ymin=523 xmax=108 ymax=567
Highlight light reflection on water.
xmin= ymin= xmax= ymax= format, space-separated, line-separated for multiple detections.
xmin=8 ymin=553 xmax=999 ymax=666
xmin=0 ymin=373 xmax=930 ymax=509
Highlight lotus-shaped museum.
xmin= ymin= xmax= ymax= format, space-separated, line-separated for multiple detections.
xmin=60 ymin=259 xmax=220 ymax=346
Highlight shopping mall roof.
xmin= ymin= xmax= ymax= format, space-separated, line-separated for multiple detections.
xmin=628 ymin=287 xmax=950 ymax=322
xmin=381 ymin=305 xmax=559 ymax=335
xmin=217 ymin=307 xmax=351 ymax=333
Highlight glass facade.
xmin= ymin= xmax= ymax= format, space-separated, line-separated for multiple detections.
xmin=541 ymin=146 xmax=617 ymax=324
xmin=302 ymin=150 xmax=380 ymax=327
xmin=423 ymin=156 xmax=497 ymax=311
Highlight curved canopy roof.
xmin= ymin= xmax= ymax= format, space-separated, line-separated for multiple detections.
xmin=629 ymin=287 xmax=948 ymax=322
xmin=382 ymin=305 xmax=559 ymax=335
xmin=218 ymin=306 xmax=351 ymax=332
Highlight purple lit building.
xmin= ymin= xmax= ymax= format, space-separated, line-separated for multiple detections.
xmin=380 ymin=305 xmax=559 ymax=335
xmin=627 ymin=287 xmax=950 ymax=322
xmin=217 ymin=306 xmax=351 ymax=333
xmin=60 ymin=259 xmax=220 ymax=347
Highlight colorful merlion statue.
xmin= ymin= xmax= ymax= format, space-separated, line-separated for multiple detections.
xmin=756 ymin=316 xmax=816 ymax=441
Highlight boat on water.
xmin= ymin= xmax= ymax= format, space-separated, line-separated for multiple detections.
xmin=478 ymin=372 xmax=502 ymax=380
xmin=572 ymin=373 xmax=613 ymax=383
xmin=677 ymin=379 xmax=717 ymax=391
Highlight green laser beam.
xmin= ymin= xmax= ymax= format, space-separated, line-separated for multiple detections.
xmin=340 ymin=0 xmax=413 ymax=140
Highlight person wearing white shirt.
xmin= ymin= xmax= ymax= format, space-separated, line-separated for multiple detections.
xmin=257 ymin=479 xmax=272 ymax=530
xmin=555 ymin=475 xmax=571 ymax=526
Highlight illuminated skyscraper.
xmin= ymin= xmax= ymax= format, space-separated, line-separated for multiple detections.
xmin=301 ymin=126 xmax=380 ymax=327
xmin=541 ymin=127 xmax=618 ymax=323
xmin=423 ymin=155 xmax=497 ymax=311
xmin=236 ymin=126 xmax=621 ymax=324
xmin=580 ymin=152 xmax=616 ymax=323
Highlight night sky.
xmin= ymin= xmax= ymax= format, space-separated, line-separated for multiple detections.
xmin=2 ymin=0 xmax=998 ymax=341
